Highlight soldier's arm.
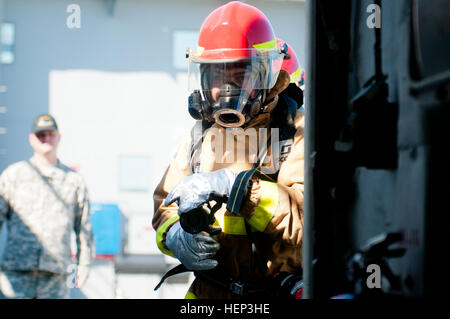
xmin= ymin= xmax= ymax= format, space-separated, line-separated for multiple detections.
xmin=153 ymin=134 xmax=192 ymax=257
xmin=74 ymin=178 xmax=94 ymax=267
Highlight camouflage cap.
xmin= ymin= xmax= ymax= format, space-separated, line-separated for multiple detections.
xmin=32 ymin=114 xmax=58 ymax=133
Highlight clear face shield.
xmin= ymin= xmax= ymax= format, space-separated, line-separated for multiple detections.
xmin=187 ymin=48 xmax=285 ymax=127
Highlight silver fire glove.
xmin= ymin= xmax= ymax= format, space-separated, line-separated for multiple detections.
xmin=165 ymin=222 xmax=220 ymax=270
xmin=164 ymin=168 xmax=237 ymax=215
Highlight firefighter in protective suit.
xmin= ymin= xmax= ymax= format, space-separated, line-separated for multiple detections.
xmin=153 ymin=1 xmax=304 ymax=299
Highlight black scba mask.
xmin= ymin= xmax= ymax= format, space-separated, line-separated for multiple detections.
xmin=188 ymin=62 xmax=266 ymax=127
xmin=187 ymin=48 xmax=284 ymax=128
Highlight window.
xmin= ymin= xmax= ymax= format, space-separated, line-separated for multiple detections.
xmin=173 ymin=30 xmax=199 ymax=70
xmin=118 ymin=155 xmax=151 ymax=192
xmin=1 ymin=23 xmax=15 ymax=64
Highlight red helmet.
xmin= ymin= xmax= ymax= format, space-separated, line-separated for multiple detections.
xmin=277 ymin=38 xmax=302 ymax=84
xmin=187 ymin=1 xmax=285 ymax=127
xmin=196 ymin=1 xmax=277 ymax=60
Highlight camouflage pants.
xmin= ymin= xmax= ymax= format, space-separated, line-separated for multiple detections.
xmin=0 ymin=270 xmax=69 ymax=299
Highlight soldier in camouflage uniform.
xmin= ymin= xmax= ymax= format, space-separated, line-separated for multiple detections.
xmin=0 ymin=114 xmax=94 ymax=299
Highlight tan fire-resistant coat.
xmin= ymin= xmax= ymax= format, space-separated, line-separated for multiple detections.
xmin=153 ymin=74 xmax=304 ymax=299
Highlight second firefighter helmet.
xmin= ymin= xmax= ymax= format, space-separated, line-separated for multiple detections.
xmin=277 ymin=38 xmax=302 ymax=85
xmin=187 ymin=1 xmax=285 ymax=127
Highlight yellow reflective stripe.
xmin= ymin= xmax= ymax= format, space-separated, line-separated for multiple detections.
xmin=253 ymin=39 xmax=277 ymax=52
xmin=185 ymin=291 xmax=197 ymax=299
xmin=248 ymin=181 xmax=278 ymax=232
xmin=223 ymin=215 xmax=247 ymax=235
xmin=214 ymin=215 xmax=258 ymax=235
xmin=156 ymin=215 xmax=180 ymax=257
xmin=290 ymin=66 xmax=302 ymax=83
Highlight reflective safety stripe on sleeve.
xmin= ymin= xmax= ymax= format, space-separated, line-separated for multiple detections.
xmin=156 ymin=215 xmax=180 ymax=257
xmin=223 ymin=215 xmax=246 ymax=235
xmin=248 ymin=181 xmax=278 ymax=232
xmin=215 ymin=215 xmax=257 ymax=235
